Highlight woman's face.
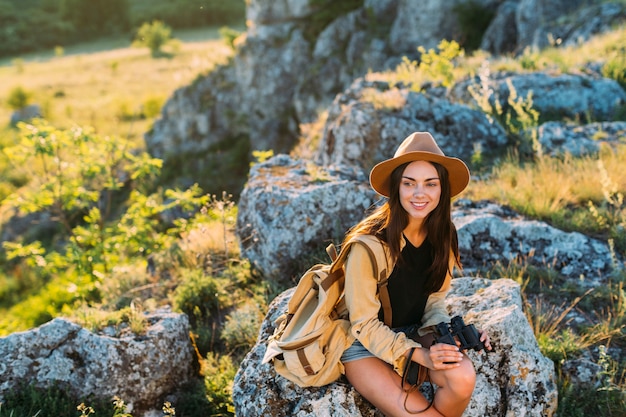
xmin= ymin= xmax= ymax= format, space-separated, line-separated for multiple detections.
xmin=399 ymin=160 xmax=441 ymax=223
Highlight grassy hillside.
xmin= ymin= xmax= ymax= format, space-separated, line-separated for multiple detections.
xmin=0 ymin=21 xmax=624 ymax=417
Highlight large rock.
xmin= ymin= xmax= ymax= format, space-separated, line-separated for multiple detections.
xmin=515 ymin=0 xmax=625 ymax=52
xmin=450 ymin=71 xmax=626 ymax=124
xmin=454 ymin=200 xmax=619 ymax=285
xmin=315 ymin=78 xmax=509 ymax=169
xmin=236 ymin=154 xmax=377 ymax=280
xmin=389 ymin=0 xmax=502 ymax=53
xmin=0 ymin=310 xmax=195 ymax=413
xmin=233 ymin=277 xmax=558 ymax=416
xmin=535 ymin=120 xmax=626 ymax=158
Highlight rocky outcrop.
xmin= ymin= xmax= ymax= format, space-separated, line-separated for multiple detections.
xmin=233 ymin=277 xmax=558 ymax=416
xmin=0 ymin=310 xmax=195 ymax=413
xmin=144 ymin=0 xmax=624 ymax=195
xmin=235 ymin=76 xmax=622 ymax=283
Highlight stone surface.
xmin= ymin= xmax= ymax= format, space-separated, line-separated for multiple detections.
xmin=0 ymin=310 xmax=195 ymax=412
xmin=535 ymin=121 xmax=626 ymax=157
xmin=236 ymin=154 xmax=377 ymax=280
xmin=315 ymin=78 xmax=509 ymax=169
xmin=450 ymin=71 xmax=626 ymax=123
xmin=454 ymin=200 xmax=620 ymax=285
xmin=233 ymin=277 xmax=558 ymax=416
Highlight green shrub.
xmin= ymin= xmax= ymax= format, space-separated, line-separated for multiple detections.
xmin=219 ymin=26 xmax=243 ymax=50
xmin=202 ymin=352 xmax=236 ymax=416
xmin=221 ymin=301 xmax=264 ymax=355
xmin=173 ymin=268 xmax=221 ymax=323
xmin=6 ymin=86 xmax=32 ymax=111
xmin=141 ymin=95 xmax=165 ymax=119
xmin=133 ymin=20 xmax=174 ymax=57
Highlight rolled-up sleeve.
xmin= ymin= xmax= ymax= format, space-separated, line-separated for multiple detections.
xmin=343 ymin=242 xmax=420 ymax=375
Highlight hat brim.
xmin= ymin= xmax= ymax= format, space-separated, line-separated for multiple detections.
xmin=369 ymin=151 xmax=470 ymax=198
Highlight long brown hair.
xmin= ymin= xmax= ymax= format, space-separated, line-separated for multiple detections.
xmin=344 ymin=161 xmax=461 ymax=293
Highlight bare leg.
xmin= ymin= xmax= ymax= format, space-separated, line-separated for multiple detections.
xmin=428 ymin=354 xmax=476 ymax=417
xmin=344 ymin=355 xmax=475 ymax=417
xmin=345 ymin=357 xmax=442 ymax=417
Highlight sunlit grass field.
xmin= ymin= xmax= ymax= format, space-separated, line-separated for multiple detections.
xmin=0 ymin=26 xmax=239 ymax=145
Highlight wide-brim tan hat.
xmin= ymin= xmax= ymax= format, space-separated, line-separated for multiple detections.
xmin=369 ymin=132 xmax=470 ymax=197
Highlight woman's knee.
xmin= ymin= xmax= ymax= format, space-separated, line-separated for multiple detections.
xmin=434 ymin=357 xmax=476 ymax=397
xmin=448 ymin=357 xmax=476 ymax=397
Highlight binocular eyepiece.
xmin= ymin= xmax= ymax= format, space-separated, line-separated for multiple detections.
xmin=434 ymin=315 xmax=489 ymax=352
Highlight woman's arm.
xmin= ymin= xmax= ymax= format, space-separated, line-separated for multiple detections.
xmin=343 ymin=242 xmax=419 ymax=375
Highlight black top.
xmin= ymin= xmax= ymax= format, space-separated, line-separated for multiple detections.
xmin=380 ymin=237 xmax=433 ymax=328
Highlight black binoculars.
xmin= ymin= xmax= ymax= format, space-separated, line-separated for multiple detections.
xmin=434 ymin=315 xmax=489 ymax=352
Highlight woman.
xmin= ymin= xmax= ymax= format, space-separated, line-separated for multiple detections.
xmin=340 ymin=132 xmax=492 ymax=417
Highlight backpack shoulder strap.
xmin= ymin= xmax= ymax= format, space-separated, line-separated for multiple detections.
xmin=320 ymin=235 xmax=394 ymax=326
xmin=344 ymin=235 xmax=394 ymax=327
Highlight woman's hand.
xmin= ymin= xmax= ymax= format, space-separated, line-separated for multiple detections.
xmin=479 ymin=329 xmax=492 ymax=352
xmin=417 ymin=344 xmax=464 ymax=370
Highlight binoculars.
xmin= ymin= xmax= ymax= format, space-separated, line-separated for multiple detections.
xmin=434 ymin=315 xmax=489 ymax=352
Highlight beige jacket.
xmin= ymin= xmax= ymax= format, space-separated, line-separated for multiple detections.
xmin=343 ymin=234 xmax=453 ymax=375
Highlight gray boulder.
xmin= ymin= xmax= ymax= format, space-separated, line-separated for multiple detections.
xmin=10 ymin=104 xmax=42 ymax=126
xmin=454 ymin=200 xmax=620 ymax=285
xmin=450 ymin=71 xmax=626 ymax=124
xmin=236 ymin=154 xmax=377 ymax=279
xmin=0 ymin=310 xmax=195 ymax=413
xmin=536 ymin=121 xmax=626 ymax=157
xmin=233 ymin=277 xmax=558 ymax=416
xmin=315 ymin=78 xmax=509 ymax=169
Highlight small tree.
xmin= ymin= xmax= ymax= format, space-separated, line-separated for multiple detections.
xmin=7 ymin=86 xmax=32 ymax=110
xmin=133 ymin=20 xmax=173 ymax=57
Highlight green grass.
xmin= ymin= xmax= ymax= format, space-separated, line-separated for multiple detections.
xmin=0 ymin=27 xmax=237 ymax=146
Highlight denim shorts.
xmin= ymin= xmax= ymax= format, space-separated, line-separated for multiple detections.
xmin=341 ymin=324 xmax=420 ymax=363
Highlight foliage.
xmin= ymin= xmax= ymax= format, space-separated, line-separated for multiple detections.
xmin=0 ymin=120 xmax=210 ymax=332
xmin=467 ymin=61 xmax=541 ymax=158
xmin=173 ymin=268 xmax=222 ymax=324
xmin=390 ymin=40 xmax=464 ymax=91
xmin=221 ymin=300 xmax=265 ymax=356
xmin=202 ymin=352 xmax=236 ymax=416
xmin=219 ymin=26 xmax=243 ymax=50
xmin=602 ymin=50 xmax=626 ymax=90
xmin=558 ymin=371 xmax=626 ymax=417
xmin=133 ymin=20 xmax=175 ymax=57
xmin=128 ymin=0 xmax=245 ymax=29
xmin=0 ymin=384 xmax=116 ymax=417
xmin=0 ymin=0 xmax=245 ymax=59
xmin=59 ymin=0 xmax=130 ymax=38
xmin=6 ymin=85 xmax=33 ymax=110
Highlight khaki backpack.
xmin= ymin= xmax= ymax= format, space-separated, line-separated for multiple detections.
xmin=262 ymin=235 xmax=393 ymax=387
